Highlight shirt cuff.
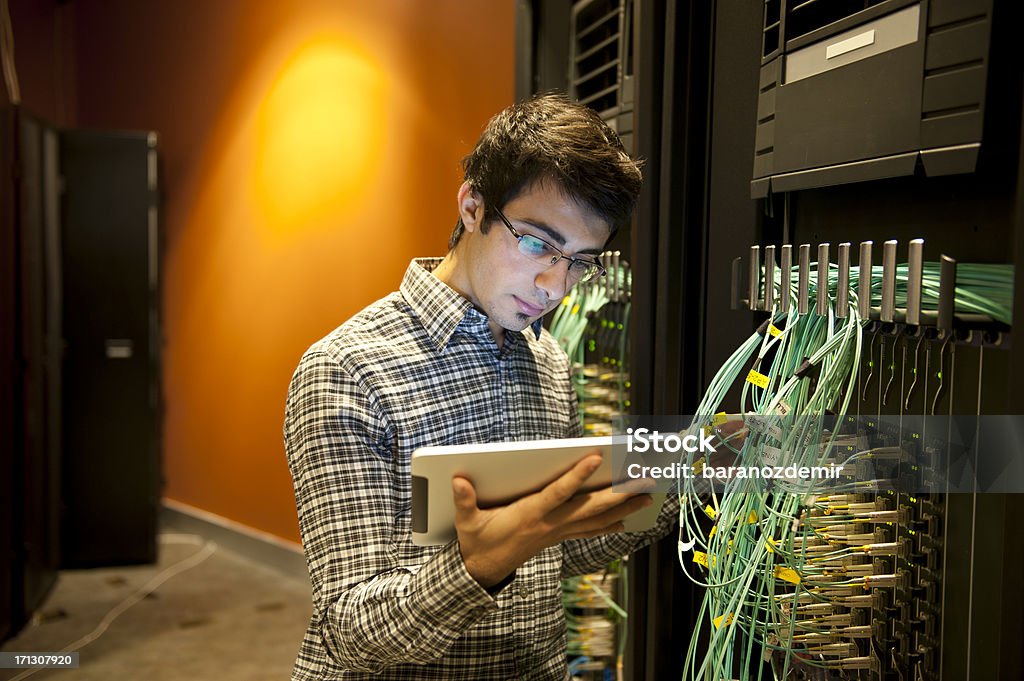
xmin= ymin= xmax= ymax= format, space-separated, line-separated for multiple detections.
xmin=484 ymin=570 xmax=517 ymax=596
xmin=407 ymin=540 xmax=502 ymax=631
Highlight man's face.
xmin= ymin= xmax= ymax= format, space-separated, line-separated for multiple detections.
xmin=459 ymin=180 xmax=612 ymax=337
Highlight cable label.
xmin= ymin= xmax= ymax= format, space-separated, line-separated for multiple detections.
xmin=746 ymin=369 xmax=770 ymax=389
xmin=713 ymin=613 xmax=734 ymax=629
xmin=774 ymin=566 xmax=802 ymax=584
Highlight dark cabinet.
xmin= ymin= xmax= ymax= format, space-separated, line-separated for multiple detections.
xmin=58 ymin=130 xmax=162 ymax=568
xmin=1 ymin=107 xmax=162 ymax=642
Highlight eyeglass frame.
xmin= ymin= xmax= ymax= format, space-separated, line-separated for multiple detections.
xmin=490 ymin=204 xmax=607 ymax=284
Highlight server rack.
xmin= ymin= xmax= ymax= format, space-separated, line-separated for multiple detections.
xmin=520 ymin=0 xmax=1024 ymax=678
xmin=0 ymin=108 xmax=63 ymax=643
xmin=58 ymin=129 xmax=163 ymax=568
xmin=518 ymin=0 xmax=717 ymax=677
xmin=18 ymin=111 xmax=63 ymax=622
xmin=732 ymin=1 xmax=1023 ymax=673
xmin=1 ymin=96 xmax=23 ymax=645
xmin=0 ymin=110 xmax=163 ymax=641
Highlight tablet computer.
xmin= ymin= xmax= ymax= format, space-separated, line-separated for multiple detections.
xmin=410 ymin=435 xmax=664 ymax=545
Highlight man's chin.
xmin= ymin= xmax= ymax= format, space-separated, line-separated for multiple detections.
xmin=500 ymin=312 xmax=540 ymax=333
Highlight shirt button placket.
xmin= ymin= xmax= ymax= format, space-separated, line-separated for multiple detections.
xmin=495 ymin=353 xmax=507 ymax=438
xmin=511 ymin=577 xmax=527 ymax=677
xmin=504 ymin=354 xmax=520 ymax=440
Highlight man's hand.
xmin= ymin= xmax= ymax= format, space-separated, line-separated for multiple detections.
xmin=451 ymin=452 xmax=653 ymax=589
xmin=708 ymin=418 xmax=748 ymax=468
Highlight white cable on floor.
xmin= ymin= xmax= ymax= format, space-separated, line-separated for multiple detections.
xmin=158 ymin=533 xmax=208 ymax=546
xmin=8 ymin=534 xmax=217 ymax=681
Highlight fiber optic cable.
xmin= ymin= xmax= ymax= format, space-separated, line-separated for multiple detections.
xmin=670 ymin=255 xmax=1013 ymax=680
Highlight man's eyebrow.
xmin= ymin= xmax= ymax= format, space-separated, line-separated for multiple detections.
xmin=520 ymin=219 xmax=604 ymax=257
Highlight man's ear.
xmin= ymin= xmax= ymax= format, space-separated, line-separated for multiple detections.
xmin=457 ymin=181 xmax=486 ymax=233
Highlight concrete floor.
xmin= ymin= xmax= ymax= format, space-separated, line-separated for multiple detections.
xmin=0 ymin=527 xmax=312 ymax=681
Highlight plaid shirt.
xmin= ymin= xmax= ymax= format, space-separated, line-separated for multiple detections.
xmin=285 ymin=259 xmax=675 ymax=680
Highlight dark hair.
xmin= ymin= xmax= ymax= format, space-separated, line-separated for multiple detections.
xmin=448 ymin=91 xmax=643 ymax=250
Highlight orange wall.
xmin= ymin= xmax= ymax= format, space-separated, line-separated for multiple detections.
xmin=59 ymin=0 xmax=515 ymax=543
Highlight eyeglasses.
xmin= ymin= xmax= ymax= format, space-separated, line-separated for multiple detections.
xmin=491 ymin=205 xmax=606 ymax=284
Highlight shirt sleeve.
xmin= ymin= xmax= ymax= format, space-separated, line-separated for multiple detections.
xmin=559 ymin=487 xmax=681 ymax=578
xmin=284 ymin=348 xmax=502 ymax=673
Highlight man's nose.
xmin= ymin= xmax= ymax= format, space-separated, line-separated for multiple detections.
xmin=534 ymin=259 xmax=571 ymax=304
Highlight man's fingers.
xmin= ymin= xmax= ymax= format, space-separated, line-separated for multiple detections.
xmin=715 ymin=420 xmax=749 ymax=447
xmin=594 ymin=492 xmax=653 ymax=525
xmin=536 ymin=452 xmax=603 ymax=509
xmin=566 ymin=519 xmax=631 ymax=540
xmin=715 ymin=419 xmax=745 ymax=437
xmin=614 ymin=476 xmax=658 ymax=495
xmin=557 ymin=491 xmax=654 ymax=535
xmin=452 ymin=476 xmax=479 ymax=520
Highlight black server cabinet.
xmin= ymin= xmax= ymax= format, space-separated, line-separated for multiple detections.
xmin=521 ymin=0 xmax=1024 ymax=678
xmin=16 ymin=113 xmax=63 ymax=627
xmin=517 ymin=1 xmax=718 ymax=678
xmin=58 ymin=130 xmax=162 ymax=568
xmin=1 ymin=117 xmax=161 ymax=642
xmin=0 ymin=107 xmax=64 ymax=643
xmin=710 ymin=1 xmax=1024 ymax=679
xmin=1 ymin=101 xmax=20 ymax=644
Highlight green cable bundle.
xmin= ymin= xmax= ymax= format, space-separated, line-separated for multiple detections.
xmin=671 ymin=259 xmax=1012 ymax=680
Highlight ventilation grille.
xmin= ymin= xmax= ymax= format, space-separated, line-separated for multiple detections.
xmin=920 ymin=1 xmax=990 ymax=148
xmin=764 ymin=0 xmax=894 ymax=58
xmin=763 ymin=0 xmax=781 ymax=58
xmin=569 ymin=0 xmax=632 ymax=117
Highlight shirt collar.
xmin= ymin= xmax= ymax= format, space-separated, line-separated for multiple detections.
xmin=400 ymin=258 xmax=543 ymax=352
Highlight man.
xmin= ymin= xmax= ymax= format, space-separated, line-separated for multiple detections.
xmin=284 ymin=92 xmax=674 ymax=680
